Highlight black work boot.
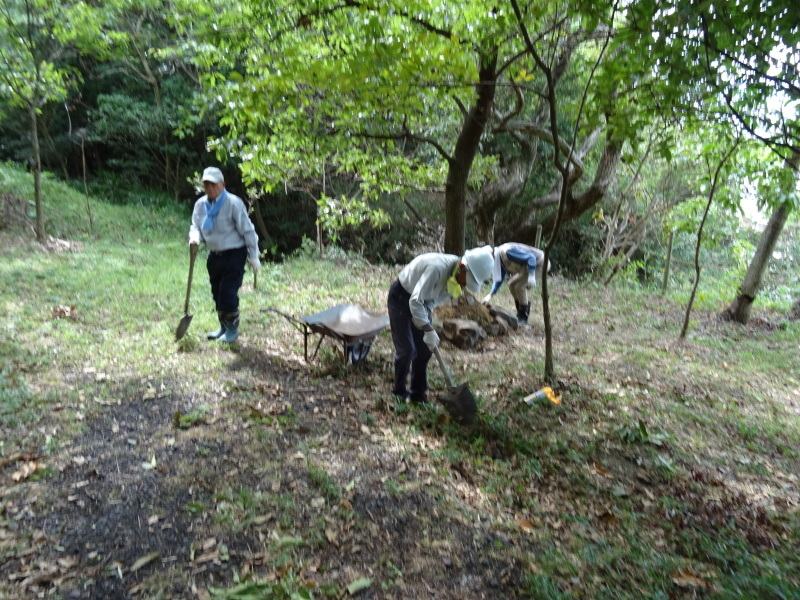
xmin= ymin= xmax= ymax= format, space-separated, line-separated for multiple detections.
xmin=219 ymin=311 xmax=240 ymax=343
xmin=206 ymin=312 xmax=227 ymax=340
xmin=520 ymin=303 xmax=531 ymax=325
xmin=515 ymin=300 xmax=528 ymax=325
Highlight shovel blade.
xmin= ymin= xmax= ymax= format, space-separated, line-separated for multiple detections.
xmin=438 ymin=382 xmax=477 ymax=425
xmin=175 ymin=313 xmax=193 ymax=341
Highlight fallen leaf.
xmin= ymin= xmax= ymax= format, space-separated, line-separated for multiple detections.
xmin=515 ymin=515 xmax=535 ymax=533
xmin=130 ymin=551 xmax=161 ymax=573
xmin=325 ymin=528 xmax=338 ymax=545
xmin=593 ymin=463 xmax=613 ymax=478
xmin=252 ymin=513 xmax=274 ymax=525
xmin=57 ymin=556 xmax=78 ymax=569
xmin=598 ymin=512 xmax=619 ymax=527
xmin=672 ymin=569 xmax=710 ymax=589
xmin=195 ymin=550 xmax=220 ymax=564
xmin=347 ymin=577 xmax=372 ymax=595
xmin=12 ymin=461 xmax=39 ymax=482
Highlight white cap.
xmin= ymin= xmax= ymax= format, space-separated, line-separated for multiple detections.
xmin=461 ymin=245 xmax=494 ymax=295
xmin=201 ymin=167 xmax=224 ymax=183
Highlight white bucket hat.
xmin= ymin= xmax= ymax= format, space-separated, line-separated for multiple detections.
xmin=461 ymin=245 xmax=494 ymax=295
xmin=201 ymin=167 xmax=224 ymax=183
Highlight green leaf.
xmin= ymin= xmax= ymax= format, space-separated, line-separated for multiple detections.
xmin=346 ymin=577 xmax=372 ymax=595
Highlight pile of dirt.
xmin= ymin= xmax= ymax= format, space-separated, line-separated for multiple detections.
xmin=435 ymin=301 xmax=493 ymax=326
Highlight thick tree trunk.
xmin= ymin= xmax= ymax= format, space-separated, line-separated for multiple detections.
xmin=473 ymin=136 xmax=535 ymax=244
xmin=30 ymin=106 xmax=45 ymax=243
xmin=718 ymin=203 xmax=791 ymax=324
xmin=719 ymin=151 xmax=798 ymax=324
xmin=444 ymin=54 xmax=498 ymax=255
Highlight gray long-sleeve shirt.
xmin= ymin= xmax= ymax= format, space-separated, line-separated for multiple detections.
xmin=189 ymin=191 xmax=259 ymax=262
xmin=491 ymin=242 xmax=545 ymax=293
xmin=398 ymin=253 xmax=460 ymax=330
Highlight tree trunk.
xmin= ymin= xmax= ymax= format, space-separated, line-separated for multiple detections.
xmin=790 ymin=296 xmax=800 ymax=320
xmin=680 ymin=142 xmax=739 ymax=339
xmin=251 ymin=198 xmax=270 ymax=250
xmin=512 ymin=133 xmax=622 ymax=242
xmin=718 ymin=203 xmax=791 ymax=324
xmin=30 ymin=106 xmax=45 ymax=243
xmin=444 ymin=53 xmax=498 ymax=255
xmin=473 ymin=134 xmax=535 ymax=245
xmin=661 ymin=229 xmax=674 ymax=295
xmin=719 ymin=151 xmax=798 ymax=324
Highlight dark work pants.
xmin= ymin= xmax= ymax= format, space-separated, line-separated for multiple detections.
xmin=387 ymin=279 xmax=431 ymax=401
xmin=207 ymin=246 xmax=247 ymax=314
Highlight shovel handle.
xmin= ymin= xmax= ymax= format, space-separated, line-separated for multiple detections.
xmin=184 ymin=243 xmax=198 ymax=314
xmin=433 ymin=347 xmax=456 ymax=389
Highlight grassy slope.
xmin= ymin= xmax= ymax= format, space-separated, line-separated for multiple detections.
xmin=1 ymin=163 xmax=799 ymax=599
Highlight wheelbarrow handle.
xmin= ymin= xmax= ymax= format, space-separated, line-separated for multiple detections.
xmin=433 ymin=347 xmax=456 ymax=389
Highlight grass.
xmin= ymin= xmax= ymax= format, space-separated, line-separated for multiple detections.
xmin=1 ymin=162 xmax=799 ymax=599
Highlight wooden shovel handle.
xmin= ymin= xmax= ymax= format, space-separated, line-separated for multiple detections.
xmin=184 ymin=243 xmax=198 ymax=314
xmin=433 ymin=347 xmax=456 ymax=389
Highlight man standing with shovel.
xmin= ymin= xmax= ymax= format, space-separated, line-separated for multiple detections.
xmin=387 ymin=246 xmax=494 ymax=410
xmin=189 ymin=167 xmax=260 ymax=343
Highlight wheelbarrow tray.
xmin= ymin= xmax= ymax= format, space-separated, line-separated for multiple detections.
xmin=264 ymin=304 xmax=389 ymax=364
xmin=303 ymin=304 xmax=389 ymax=342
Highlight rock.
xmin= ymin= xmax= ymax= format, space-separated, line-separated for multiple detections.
xmin=441 ymin=319 xmax=487 ymax=349
xmin=484 ymin=323 xmax=503 ymax=337
xmin=495 ymin=318 xmax=510 ymax=336
xmin=489 ymin=306 xmax=518 ymax=330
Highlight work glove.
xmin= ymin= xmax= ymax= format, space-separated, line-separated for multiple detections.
xmin=248 ymin=256 xmax=261 ymax=272
xmin=481 ymin=293 xmax=493 ymax=305
xmin=423 ymin=329 xmax=439 ymax=351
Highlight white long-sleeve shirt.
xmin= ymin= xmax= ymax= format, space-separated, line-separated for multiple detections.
xmin=189 ymin=191 xmax=259 ymax=263
xmin=398 ymin=253 xmax=460 ymax=330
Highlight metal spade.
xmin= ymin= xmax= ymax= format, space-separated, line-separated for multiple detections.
xmin=175 ymin=243 xmax=198 ymax=341
xmin=433 ymin=346 xmax=477 ymax=425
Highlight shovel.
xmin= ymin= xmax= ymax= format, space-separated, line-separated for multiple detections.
xmin=433 ymin=346 xmax=477 ymax=425
xmin=175 ymin=243 xmax=198 ymax=341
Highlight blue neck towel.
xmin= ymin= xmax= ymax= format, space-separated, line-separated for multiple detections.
xmin=506 ymin=247 xmax=537 ymax=270
xmin=202 ymin=189 xmax=227 ymax=232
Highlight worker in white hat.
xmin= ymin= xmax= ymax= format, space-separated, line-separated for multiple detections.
xmin=189 ymin=167 xmax=260 ymax=343
xmin=387 ymin=245 xmax=494 ymax=404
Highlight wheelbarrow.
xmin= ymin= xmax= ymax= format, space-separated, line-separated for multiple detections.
xmin=263 ymin=304 xmax=390 ymax=365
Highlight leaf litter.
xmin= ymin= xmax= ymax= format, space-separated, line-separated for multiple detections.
xmin=0 ymin=281 xmax=798 ymax=598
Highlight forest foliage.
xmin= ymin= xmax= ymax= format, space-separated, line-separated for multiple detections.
xmin=0 ymin=0 xmax=797 ymax=302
